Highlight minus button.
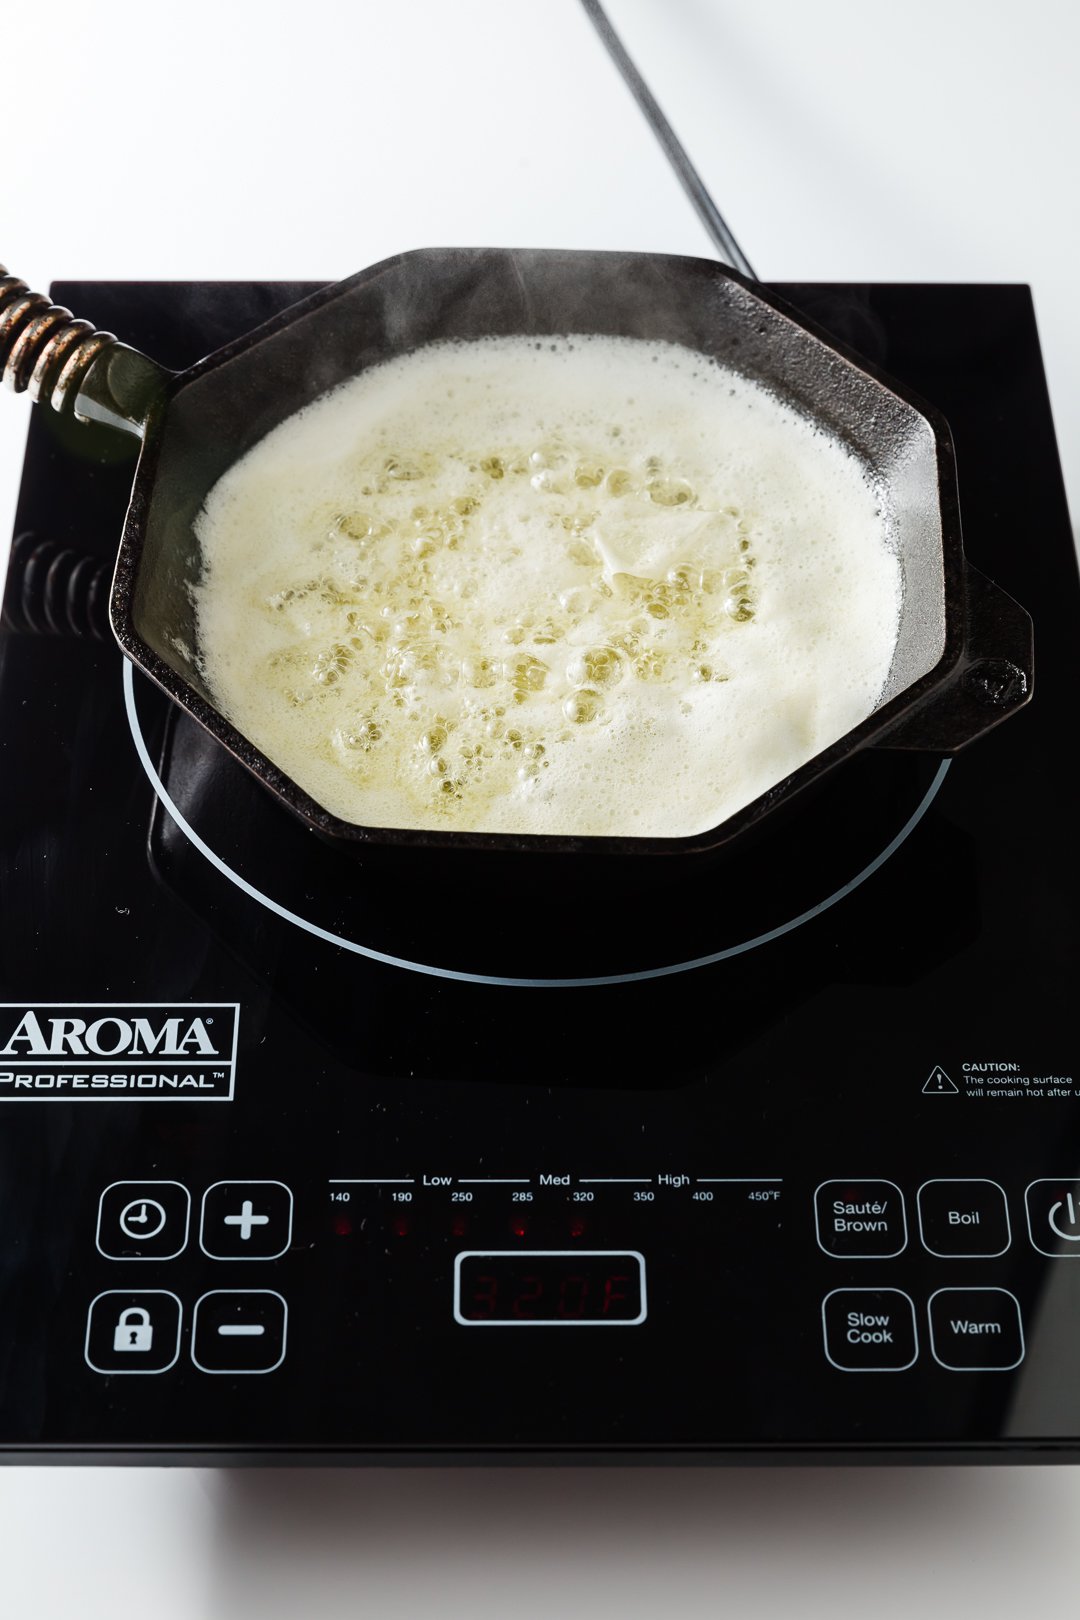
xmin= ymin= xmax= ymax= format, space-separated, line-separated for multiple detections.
xmin=192 ymin=1289 xmax=287 ymax=1374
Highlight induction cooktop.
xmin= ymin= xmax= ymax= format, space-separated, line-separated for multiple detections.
xmin=0 ymin=278 xmax=1076 ymax=1463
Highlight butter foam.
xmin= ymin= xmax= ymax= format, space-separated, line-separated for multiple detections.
xmin=193 ymin=335 xmax=901 ymax=839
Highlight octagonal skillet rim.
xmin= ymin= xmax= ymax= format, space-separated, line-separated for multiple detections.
xmin=108 ymin=247 xmax=1031 ymax=860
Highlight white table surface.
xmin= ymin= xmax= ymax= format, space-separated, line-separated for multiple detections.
xmin=1 ymin=1 xmax=1078 ymax=1613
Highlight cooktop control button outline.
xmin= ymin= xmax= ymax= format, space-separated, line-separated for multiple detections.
xmin=928 ymin=1288 xmax=1025 ymax=1371
xmin=1024 ymin=1181 xmax=1080 ymax=1256
xmin=191 ymin=1291 xmax=288 ymax=1374
xmin=84 ymin=1290 xmax=183 ymax=1375
xmin=199 ymin=1181 xmax=293 ymax=1260
xmin=916 ymin=1179 xmax=1011 ymax=1258
xmin=822 ymin=1289 xmax=918 ymax=1371
xmin=96 ymin=1182 xmax=191 ymax=1261
xmin=814 ymin=1181 xmax=908 ymax=1258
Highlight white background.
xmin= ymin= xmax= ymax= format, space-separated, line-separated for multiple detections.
xmin=1 ymin=1 xmax=1078 ymax=1613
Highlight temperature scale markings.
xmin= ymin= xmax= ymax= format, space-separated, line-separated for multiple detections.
xmin=329 ymin=1176 xmax=781 ymax=1186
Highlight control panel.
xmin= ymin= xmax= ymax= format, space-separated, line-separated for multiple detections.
xmin=0 ymin=1141 xmax=1066 ymax=1463
xmin=71 ymin=1170 xmax=1080 ymax=1387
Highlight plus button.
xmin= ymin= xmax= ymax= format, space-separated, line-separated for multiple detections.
xmin=201 ymin=1181 xmax=293 ymax=1260
xmin=223 ymin=1199 xmax=270 ymax=1242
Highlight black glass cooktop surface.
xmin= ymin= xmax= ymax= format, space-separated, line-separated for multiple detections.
xmin=0 ymin=278 xmax=1076 ymax=1462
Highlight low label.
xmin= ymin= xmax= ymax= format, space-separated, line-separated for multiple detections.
xmin=0 ymin=1003 xmax=239 ymax=1101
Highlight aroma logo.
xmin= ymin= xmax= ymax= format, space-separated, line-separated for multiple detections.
xmin=0 ymin=1003 xmax=239 ymax=1101
xmin=1 ymin=1009 xmax=220 ymax=1058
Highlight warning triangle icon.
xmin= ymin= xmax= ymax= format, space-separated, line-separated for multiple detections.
xmin=923 ymin=1065 xmax=959 ymax=1094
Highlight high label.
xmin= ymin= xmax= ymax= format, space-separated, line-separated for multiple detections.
xmin=0 ymin=1003 xmax=239 ymax=1101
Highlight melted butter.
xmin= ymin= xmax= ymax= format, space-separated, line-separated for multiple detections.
xmin=193 ymin=335 xmax=901 ymax=838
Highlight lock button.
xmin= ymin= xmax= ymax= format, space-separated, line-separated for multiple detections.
xmin=85 ymin=1291 xmax=182 ymax=1375
xmin=113 ymin=1306 xmax=154 ymax=1352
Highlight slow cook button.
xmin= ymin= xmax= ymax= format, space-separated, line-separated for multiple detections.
xmin=928 ymin=1288 xmax=1025 ymax=1371
xmin=822 ymin=1289 xmax=919 ymax=1371
xmin=814 ymin=1180 xmax=907 ymax=1257
xmin=917 ymin=1179 xmax=1011 ymax=1257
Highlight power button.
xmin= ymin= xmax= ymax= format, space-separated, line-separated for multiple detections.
xmin=1025 ymin=1180 xmax=1080 ymax=1256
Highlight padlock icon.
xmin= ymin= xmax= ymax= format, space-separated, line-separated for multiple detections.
xmin=113 ymin=1306 xmax=154 ymax=1352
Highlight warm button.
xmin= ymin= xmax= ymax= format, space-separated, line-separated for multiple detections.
xmin=814 ymin=1180 xmax=907 ymax=1258
xmin=928 ymin=1288 xmax=1024 ymax=1371
xmin=917 ymin=1179 xmax=1011 ymax=1257
xmin=822 ymin=1289 xmax=919 ymax=1371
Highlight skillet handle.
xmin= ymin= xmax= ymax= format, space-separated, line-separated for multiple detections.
xmin=0 ymin=265 xmax=168 ymax=437
xmin=872 ymin=563 xmax=1034 ymax=753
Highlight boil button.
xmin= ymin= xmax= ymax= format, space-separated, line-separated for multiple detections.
xmin=917 ymin=1179 xmax=1011 ymax=1257
xmin=822 ymin=1289 xmax=918 ymax=1371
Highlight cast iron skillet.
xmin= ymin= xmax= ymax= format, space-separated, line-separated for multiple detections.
xmin=0 ymin=245 xmax=1032 ymax=860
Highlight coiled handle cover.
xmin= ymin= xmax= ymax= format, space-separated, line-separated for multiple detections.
xmin=0 ymin=266 xmax=118 ymax=412
xmin=0 ymin=266 xmax=167 ymax=436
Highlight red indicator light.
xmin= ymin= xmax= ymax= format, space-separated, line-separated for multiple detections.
xmin=392 ymin=1215 xmax=411 ymax=1238
xmin=511 ymin=1219 xmax=528 ymax=1239
xmin=569 ymin=1216 xmax=587 ymax=1238
xmin=333 ymin=1214 xmax=353 ymax=1238
xmin=451 ymin=1215 xmax=469 ymax=1239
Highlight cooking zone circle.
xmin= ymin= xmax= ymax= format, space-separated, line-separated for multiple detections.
xmin=126 ymin=661 xmax=951 ymax=987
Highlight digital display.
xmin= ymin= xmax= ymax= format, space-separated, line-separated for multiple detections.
xmin=454 ymin=1251 xmax=646 ymax=1325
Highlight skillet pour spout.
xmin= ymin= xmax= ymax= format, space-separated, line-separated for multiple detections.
xmin=0 ymin=249 xmax=1033 ymax=858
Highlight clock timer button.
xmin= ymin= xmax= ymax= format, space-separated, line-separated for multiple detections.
xmin=96 ymin=1182 xmax=191 ymax=1260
